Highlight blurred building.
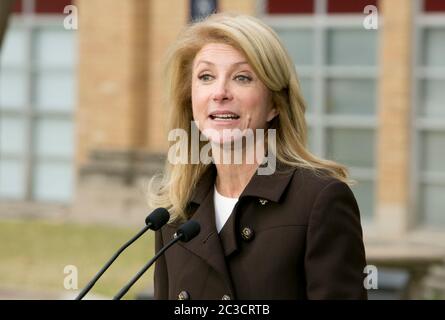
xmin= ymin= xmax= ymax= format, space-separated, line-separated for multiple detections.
xmin=0 ymin=0 xmax=445 ymax=297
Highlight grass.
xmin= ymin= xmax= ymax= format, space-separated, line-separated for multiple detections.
xmin=0 ymin=218 xmax=156 ymax=299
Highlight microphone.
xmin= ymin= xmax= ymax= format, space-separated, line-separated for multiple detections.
xmin=113 ymin=220 xmax=200 ymax=300
xmin=75 ymin=208 xmax=170 ymax=300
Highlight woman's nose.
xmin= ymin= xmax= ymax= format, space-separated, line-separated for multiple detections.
xmin=212 ymin=79 xmax=233 ymax=102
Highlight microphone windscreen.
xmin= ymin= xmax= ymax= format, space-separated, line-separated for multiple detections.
xmin=176 ymin=220 xmax=200 ymax=242
xmin=145 ymin=208 xmax=170 ymax=230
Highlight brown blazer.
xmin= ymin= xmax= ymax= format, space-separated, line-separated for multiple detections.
xmin=154 ymin=162 xmax=368 ymax=300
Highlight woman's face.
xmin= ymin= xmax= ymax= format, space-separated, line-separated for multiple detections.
xmin=191 ymin=43 xmax=278 ymax=144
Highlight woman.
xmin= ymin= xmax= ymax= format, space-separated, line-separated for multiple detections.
xmin=149 ymin=13 xmax=367 ymax=300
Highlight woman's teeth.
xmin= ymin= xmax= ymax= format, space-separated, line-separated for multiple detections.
xmin=210 ymin=114 xmax=240 ymax=120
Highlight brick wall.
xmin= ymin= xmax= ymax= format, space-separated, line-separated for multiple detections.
xmin=376 ymin=0 xmax=413 ymax=237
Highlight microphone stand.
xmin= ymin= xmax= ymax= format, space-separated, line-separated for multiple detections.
xmin=75 ymin=224 xmax=151 ymax=300
xmin=113 ymin=235 xmax=181 ymax=300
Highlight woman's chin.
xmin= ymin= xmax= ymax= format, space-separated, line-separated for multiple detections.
xmin=203 ymin=129 xmax=244 ymax=146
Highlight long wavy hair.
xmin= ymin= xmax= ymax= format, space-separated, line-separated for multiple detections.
xmin=147 ymin=13 xmax=353 ymax=222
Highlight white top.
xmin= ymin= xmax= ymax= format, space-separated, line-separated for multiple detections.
xmin=213 ymin=185 xmax=239 ymax=233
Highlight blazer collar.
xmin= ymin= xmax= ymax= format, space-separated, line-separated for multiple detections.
xmin=176 ymin=184 xmax=236 ymax=297
xmin=189 ymin=160 xmax=297 ymax=205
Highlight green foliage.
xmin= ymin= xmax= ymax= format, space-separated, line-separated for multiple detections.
xmin=0 ymin=219 xmax=155 ymax=299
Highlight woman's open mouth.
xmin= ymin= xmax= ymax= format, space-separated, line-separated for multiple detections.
xmin=209 ymin=111 xmax=240 ymax=123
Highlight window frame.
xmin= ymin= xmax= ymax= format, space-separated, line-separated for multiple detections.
xmin=411 ymin=0 xmax=445 ymax=229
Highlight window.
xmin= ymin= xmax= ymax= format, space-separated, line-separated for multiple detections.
xmin=0 ymin=5 xmax=76 ymax=203
xmin=413 ymin=0 xmax=445 ymax=227
xmin=263 ymin=0 xmax=379 ymax=222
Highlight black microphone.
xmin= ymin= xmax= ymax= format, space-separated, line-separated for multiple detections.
xmin=75 ymin=208 xmax=170 ymax=300
xmin=113 ymin=220 xmax=200 ymax=300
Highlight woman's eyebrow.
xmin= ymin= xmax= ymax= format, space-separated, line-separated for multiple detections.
xmin=195 ymin=60 xmax=249 ymax=67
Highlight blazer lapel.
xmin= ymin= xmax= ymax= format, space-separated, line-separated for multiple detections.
xmin=177 ymin=165 xmax=236 ymax=296
xmin=219 ymin=161 xmax=297 ymax=257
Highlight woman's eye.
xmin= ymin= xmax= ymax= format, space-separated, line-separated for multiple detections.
xmin=235 ymin=75 xmax=252 ymax=83
xmin=198 ymin=74 xmax=213 ymax=81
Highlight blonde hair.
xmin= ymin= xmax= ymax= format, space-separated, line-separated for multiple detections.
xmin=148 ymin=13 xmax=353 ymax=221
